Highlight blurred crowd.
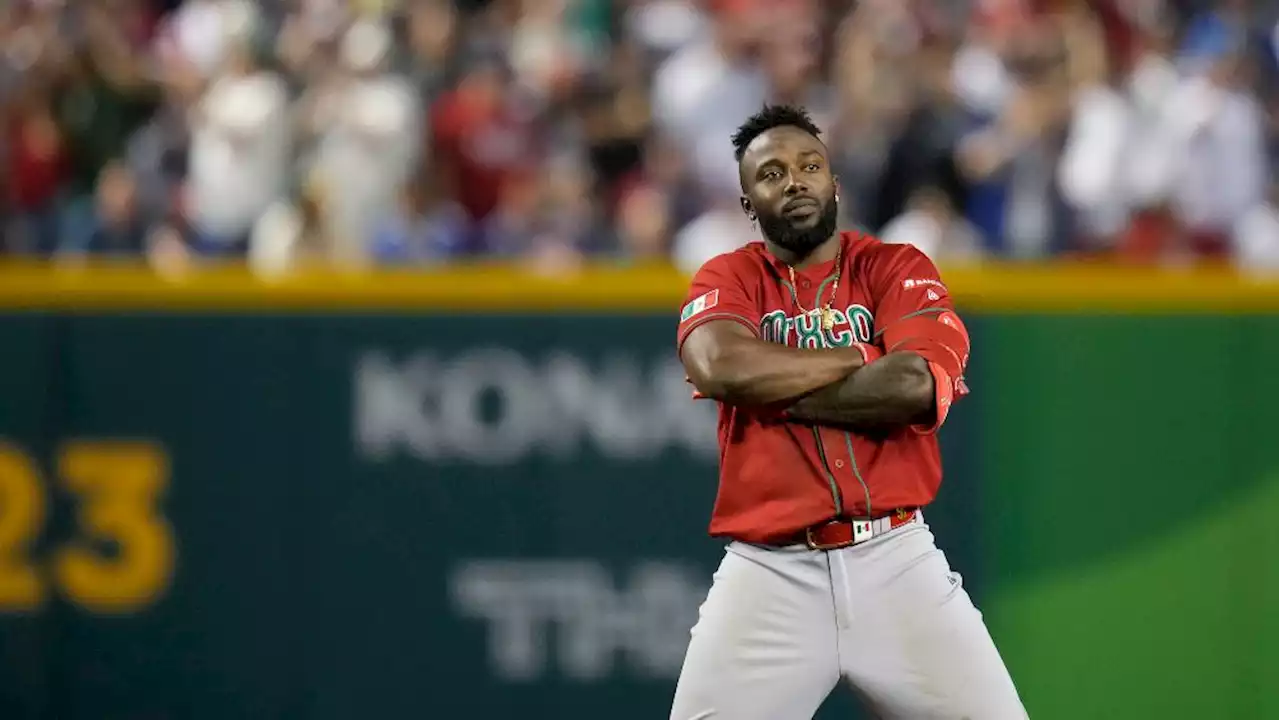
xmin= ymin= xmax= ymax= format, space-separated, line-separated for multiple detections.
xmin=1 ymin=0 xmax=1276 ymax=277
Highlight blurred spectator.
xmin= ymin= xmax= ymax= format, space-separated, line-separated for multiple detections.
xmin=310 ymin=17 xmax=421 ymax=265
xmin=57 ymin=2 xmax=161 ymax=201
xmin=1168 ymin=24 xmax=1266 ymax=258
xmin=761 ymin=4 xmax=829 ymax=119
xmin=431 ymin=54 xmax=534 ymax=238
xmin=508 ymin=0 xmax=588 ymax=109
xmin=1056 ymin=2 xmax=1130 ymax=249
xmin=950 ymin=1 xmax=1018 ymax=117
xmin=533 ymin=150 xmax=602 ymax=259
xmin=651 ymin=0 xmax=768 ymax=204
xmin=5 ymin=83 xmax=67 ymax=254
xmin=955 ymin=16 xmax=1075 ymax=259
xmin=185 ymin=1 xmax=289 ymax=256
xmin=610 ymin=132 xmax=690 ymax=260
xmin=864 ymin=34 xmax=971 ymax=233
xmin=578 ymin=38 xmax=651 ymax=201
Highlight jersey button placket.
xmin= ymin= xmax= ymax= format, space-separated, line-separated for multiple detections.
xmin=808 ymin=427 xmax=845 ymax=518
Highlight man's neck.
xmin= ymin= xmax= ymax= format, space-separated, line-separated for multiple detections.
xmin=767 ymin=233 xmax=842 ymax=270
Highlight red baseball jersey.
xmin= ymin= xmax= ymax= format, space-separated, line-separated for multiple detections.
xmin=676 ymin=231 xmax=971 ymax=544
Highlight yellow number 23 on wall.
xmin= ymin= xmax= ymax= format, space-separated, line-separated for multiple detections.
xmin=0 ymin=441 xmax=175 ymax=615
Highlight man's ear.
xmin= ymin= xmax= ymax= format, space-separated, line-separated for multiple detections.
xmin=740 ymin=196 xmax=754 ymax=221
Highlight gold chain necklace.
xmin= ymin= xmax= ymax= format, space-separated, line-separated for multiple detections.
xmin=788 ymin=245 xmax=842 ymax=332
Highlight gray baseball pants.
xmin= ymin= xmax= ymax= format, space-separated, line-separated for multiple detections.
xmin=669 ymin=516 xmax=1028 ymax=719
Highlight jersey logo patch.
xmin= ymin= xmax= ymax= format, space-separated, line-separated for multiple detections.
xmin=681 ymin=289 xmax=719 ymax=321
xmin=903 ymin=277 xmax=946 ymax=292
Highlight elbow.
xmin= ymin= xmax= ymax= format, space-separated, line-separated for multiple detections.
xmin=681 ymin=325 xmax=761 ymax=402
xmin=686 ymin=356 xmax=735 ymax=402
xmin=687 ymin=371 xmax=727 ymax=402
xmin=685 ymin=345 xmax=749 ymax=402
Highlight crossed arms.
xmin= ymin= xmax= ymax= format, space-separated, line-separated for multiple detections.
xmin=679 ymin=321 xmax=936 ymax=432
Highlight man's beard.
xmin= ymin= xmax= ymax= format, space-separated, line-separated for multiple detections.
xmin=758 ymin=196 xmax=839 ymax=257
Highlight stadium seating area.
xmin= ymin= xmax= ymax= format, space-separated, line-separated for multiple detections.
xmin=1 ymin=0 xmax=1276 ymax=277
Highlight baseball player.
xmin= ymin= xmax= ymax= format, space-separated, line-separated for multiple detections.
xmin=671 ymin=105 xmax=1027 ymax=719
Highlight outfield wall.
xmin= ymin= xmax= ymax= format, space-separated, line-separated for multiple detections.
xmin=0 ymin=264 xmax=1274 ymax=719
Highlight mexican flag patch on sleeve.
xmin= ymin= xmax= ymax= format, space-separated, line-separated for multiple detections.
xmin=680 ymin=289 xmax=719 ymax=321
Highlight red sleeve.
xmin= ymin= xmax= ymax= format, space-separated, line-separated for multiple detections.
xmin=676 ymin=253 xmax=760 ymax=400
xmin=868 ymin=244 xmax=971 ymax=434
xmin=675 ymin=253 xmax=759 ymax=357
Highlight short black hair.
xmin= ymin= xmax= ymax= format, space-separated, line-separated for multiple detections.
xmin=731 ymin=104 xmax=823 ymax=162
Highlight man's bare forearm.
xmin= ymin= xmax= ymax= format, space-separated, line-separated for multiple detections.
xmin=682 ymin=323 xmax=869 ymax=407
xmin=786 ymin=352 xmax=935 ymax=430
